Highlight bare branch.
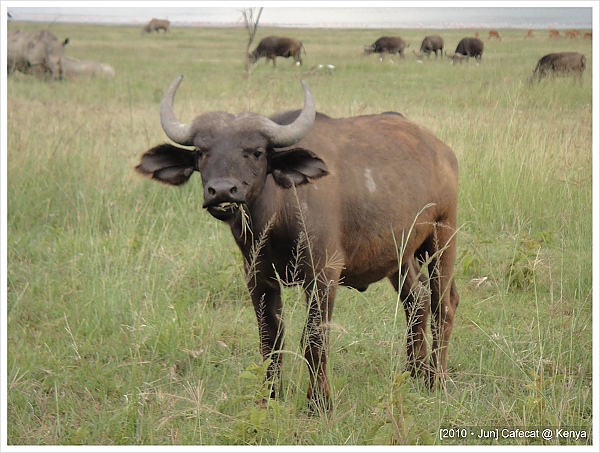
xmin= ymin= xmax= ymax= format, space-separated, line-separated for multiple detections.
xmin=241 ymin=7 xmax=263 ymax=77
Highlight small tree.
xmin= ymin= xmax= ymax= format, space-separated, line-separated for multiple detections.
xmin=242 ymin=7 xmax=263 ymax=77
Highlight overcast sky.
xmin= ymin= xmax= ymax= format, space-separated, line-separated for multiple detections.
xmin=4 ymin=2 xmax=595 ymax=29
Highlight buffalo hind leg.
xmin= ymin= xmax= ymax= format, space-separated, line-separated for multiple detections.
xmin=390 ymin=258 xmax=432 ymax=382
xmin=425 ymin=224 xmax=459 ymax=388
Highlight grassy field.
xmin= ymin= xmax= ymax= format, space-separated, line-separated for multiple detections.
xmin=4 ymin=22 xmax=594 ymax=446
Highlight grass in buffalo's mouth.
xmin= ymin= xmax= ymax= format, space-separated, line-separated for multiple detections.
xmin=212 ymin=201 xmax=240 ymax=212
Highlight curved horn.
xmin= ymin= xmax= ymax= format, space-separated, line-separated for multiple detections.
xmin=160 ymin=75 xmax=195 ymax=146
xmin=258 ymin=80 xmax=316 ymax=148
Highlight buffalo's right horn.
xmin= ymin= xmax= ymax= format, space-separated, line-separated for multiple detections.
xmin=160 ymin=75 xmax=196 ymax=146
xmin=257 ymin=80 xmax=316 ymax=148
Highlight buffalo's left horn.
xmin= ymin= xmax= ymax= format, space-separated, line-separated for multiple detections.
xmin=257 ymin=80 xmax=316 ymax=148
xmin=160 ymin=75 xmax=195 ymax=146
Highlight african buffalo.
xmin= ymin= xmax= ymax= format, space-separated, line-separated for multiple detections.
xmin=142 ymin=18 xmax=170 ymax=34
xmin=365 ymin=36 xmax=410 ymax=61
xmin=446 ymin=37 xmax=484 ymax=64
xmin=7 ymin=29 xmax=69 ymax=79
xmin=530 ymin=52 xmax=586 ymax=83
xmin=62 ymin=57 xmax=116 ymax=79
xmin=413 ymin=35 xmax=444 ymax=60
xmin=249 ymin=36 xmax=305 ymax=66
xmin=135 ymin=76 xmax=460 ymax=410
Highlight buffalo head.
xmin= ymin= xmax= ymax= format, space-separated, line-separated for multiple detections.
xmin=136 ymin=76 xmax=328 ymax=222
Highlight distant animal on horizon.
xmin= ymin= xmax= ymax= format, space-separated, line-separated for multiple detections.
xmin=525 ymin=29 xmax=534 ymax=39
xmin=488 ymin=30 xmax=502 ymax=41
xmin=564 ymin=30 xmax=581 ymax=39
xmin=142 ymin=18 xmax=170 ymax=34
xmin=7 ymin=29 xmax=69 ymax=79
xmin=364 ymin=36 xmax=410 ymax=62
xmin=249 ymin=36 xmax=305 ymax=66
xmin=530 ymin=52 xmax=586 ymax=83
xmin=413 ymin=35 xmax=444 ymax=60
xmin=549 ymin=29 xmax=561 ymax=39
xmin=446 ymin=37 xmax=484 ymax=65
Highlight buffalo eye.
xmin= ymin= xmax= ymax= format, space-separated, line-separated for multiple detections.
xmin=196 ymin=148 xmax=209 ymax=160
xmin=245 ymin=148 xmax=265 ymax=160
xmin=194 ymin=149 xmax=207 ymax=169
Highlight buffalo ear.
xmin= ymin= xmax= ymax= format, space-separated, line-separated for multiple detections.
xmin=135 ymin=144 xmax=198 ymax=186
xmin=269 ymin=148 xmax=329 ymax=189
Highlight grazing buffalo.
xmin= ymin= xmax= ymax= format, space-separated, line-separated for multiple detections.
xmin=142 ymin=18 xmax=170 ymax=34
xmin=365 ymin=36 xmax=410 ymax=61
xmin=7 ymin=29 xmax=69 ymax=79
xmin=249 ymin=36 xmax=305 ymax=66
xmin=135 ymin=76 xmax=460 ymax=410
xmin=530 ymin=52 xmax=586 ymax=83
xmin=413 ymin=35 xmax=444 ymax=60
xmin=446 ymin=37 xmax=484 ymax=64
xmin=62 ymin=57 xmax=116 ymax=79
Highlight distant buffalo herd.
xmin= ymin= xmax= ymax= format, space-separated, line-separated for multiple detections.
xmin=6 ymin=21 xmax=589 ymax=84
xmin=246 ymin=31 xmax=586 ymax=84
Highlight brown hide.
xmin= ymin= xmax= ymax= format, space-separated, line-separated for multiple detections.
xmin=135 ymin=78 xmax=460 ymax=410
xmin=365 ymin=36 xmax=409 ymax=60
xmin=446 ymin=37 xmax=484 ymax=64
xmin=531 ymin=52 xmax=586 ymax=82
xmin=142 ymin=18 xmax=170 ymax=33
xmin=284 ymin=114 xmax=458 ymax=289
xmin=414 ymin=35 xmax=444 ymax=59
xmin=249 ymin=36 xmax=304 ymax=66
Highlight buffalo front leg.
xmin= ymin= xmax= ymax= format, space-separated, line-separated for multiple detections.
xmin=250 ymin=281 xmax=285 ymax=399
xmin=302 ymin=271 xmax=338 ymax=411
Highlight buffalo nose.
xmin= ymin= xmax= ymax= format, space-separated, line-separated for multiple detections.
xmin=206 ymin=179 xmax=239 ymax=200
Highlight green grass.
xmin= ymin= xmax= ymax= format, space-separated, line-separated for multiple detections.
xmin=5 ymin=22 xmax=594 ymax=446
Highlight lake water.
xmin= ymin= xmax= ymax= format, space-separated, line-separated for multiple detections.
xmin=6 ymin=5 xmax=594 ymax=30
